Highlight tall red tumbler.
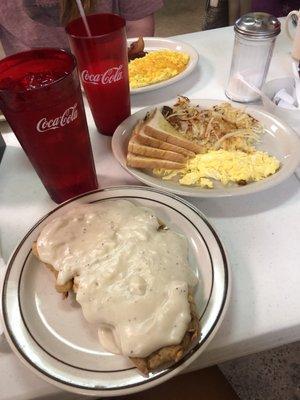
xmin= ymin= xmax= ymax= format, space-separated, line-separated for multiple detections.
xmin=66 ymin=13 xmax=131 ymax=136
xmin=0 ymin=48 xmax=98 ymax=203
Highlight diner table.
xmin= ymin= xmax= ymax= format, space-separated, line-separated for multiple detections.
xmin=0 ymin=20 xmax=300 ymax=400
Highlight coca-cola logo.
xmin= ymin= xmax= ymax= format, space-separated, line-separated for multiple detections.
xmin=36 ymin=103 xmax=78 ymax=133
xmin=81 ymin=65 xmax=123 ymax=85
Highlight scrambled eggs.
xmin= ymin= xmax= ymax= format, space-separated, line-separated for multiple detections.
xmin=155 ymin=150 xmax=280 ymax=188
xmin=129 ymin=50 xmax=190 ymax=89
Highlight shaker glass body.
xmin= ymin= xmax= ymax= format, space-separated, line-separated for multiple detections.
xmin=226 ymin=34 xmax=276 ymax=102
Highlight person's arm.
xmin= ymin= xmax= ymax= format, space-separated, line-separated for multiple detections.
xmin=126 ymin=14 xmax=155 ymax=37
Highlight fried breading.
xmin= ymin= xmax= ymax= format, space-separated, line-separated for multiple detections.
xmin=130 ymin=295 xmax=199 ymax=374
xmin=32 ymin=242 xmax=199 ymax=374
xmin=32 ymin=242 xmax=73 ymax=296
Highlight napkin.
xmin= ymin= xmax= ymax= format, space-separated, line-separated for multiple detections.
xmin=273 ymin=88 xmax=297 ymax=109
xmin=272 ymin=82 xmax=300 ymax=110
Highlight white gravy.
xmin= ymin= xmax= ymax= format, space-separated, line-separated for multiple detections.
xmin=37 ymin=200 xmax=198 ymax=358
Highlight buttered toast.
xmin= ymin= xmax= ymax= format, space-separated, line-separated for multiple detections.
xmin=126 ymin=109 xmax=202 ymax=171
xmin=143 ymin=109 xmax=202 ymax=153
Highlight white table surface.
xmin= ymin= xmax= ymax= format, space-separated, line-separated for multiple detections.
xmin=1 ymin=22 xmax=300 ymax=400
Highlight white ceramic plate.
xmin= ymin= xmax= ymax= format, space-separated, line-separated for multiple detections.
xmin=112 ymin=99 xmax=300 ymax=198
xmin=2 ymin=186 xmax=229 ymax=397
xmin=128 ymin=37 xmax=199 ymax=94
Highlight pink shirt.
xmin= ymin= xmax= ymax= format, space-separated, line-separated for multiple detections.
xmin=0 ymin=0 xmax=163 ymax=56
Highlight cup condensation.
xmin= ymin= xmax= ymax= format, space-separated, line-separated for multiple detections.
xmin=0 ymin=48 xmax=98 ymax=203
xmin=66 ymin=14 xmax=131 ymax=136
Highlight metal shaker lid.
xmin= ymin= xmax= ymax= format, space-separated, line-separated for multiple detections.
xmin=234 ymin=12 xmax=281 ymax=38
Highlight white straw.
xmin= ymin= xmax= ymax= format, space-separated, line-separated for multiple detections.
xmin=75 ymin=0 xmax=92 ymax=37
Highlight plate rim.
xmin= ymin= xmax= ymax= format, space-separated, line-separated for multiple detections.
xmin=2 ymin=185 xmax=230 ymax=396
xmin=128 ymin=37 xmax=199 ymax=94
xmin=112 ymin=99 xmax=300 ymax=198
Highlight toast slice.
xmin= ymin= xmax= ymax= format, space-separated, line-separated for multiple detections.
xmin=135 ymin=129 xmax=196 ymax=158
xmin=144 ymin=109 xmax=202 ymax=154
xmin=128 ymin=135 xmax=188 ymax=163
xmin=127 ymin=153 xmax=184 ymax=170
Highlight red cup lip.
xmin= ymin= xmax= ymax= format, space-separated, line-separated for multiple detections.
xmin=0 ymin=48 xmax=77 ymax=94
xmin=66 ymin=13 xmax=126 ymax=40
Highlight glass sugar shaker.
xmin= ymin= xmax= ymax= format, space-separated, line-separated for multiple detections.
xmin=226 ymin=12 xmax=281 ymax=103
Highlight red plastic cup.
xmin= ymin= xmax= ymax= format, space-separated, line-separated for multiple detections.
xmin=66 ymin=13 xmax=131 ymax=136
xmin=0 ymin=48 xmax=98 ymax=203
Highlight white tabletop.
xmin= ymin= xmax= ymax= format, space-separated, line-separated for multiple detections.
xmin=1 ymin=22 xmax=300 ymax=400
